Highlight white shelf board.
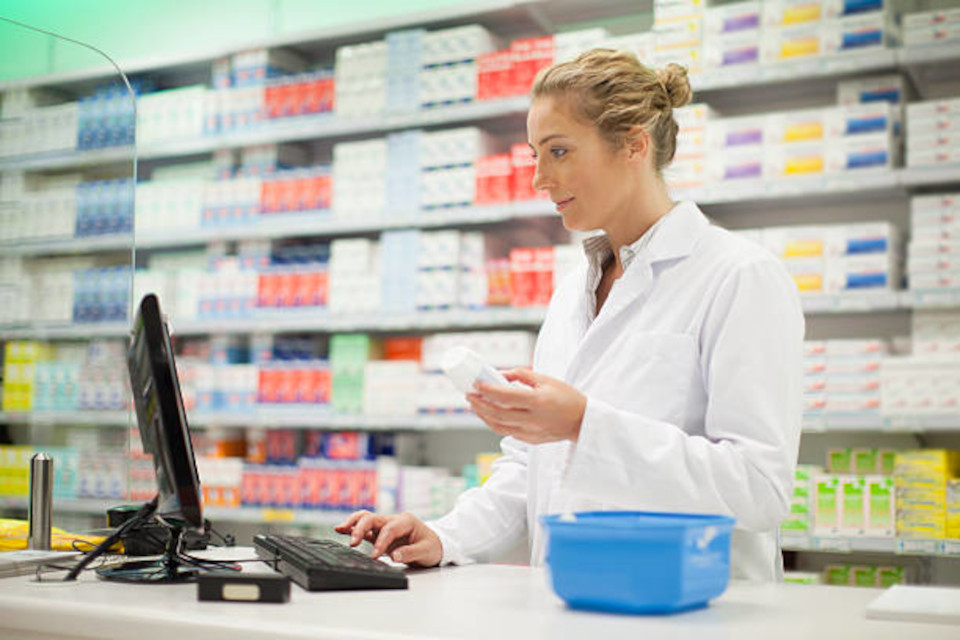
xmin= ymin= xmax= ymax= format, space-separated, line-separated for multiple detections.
xmin=203 ymin=505 xmax=350 ymax=526
xmin=171 ymin=306 xmax=548 ymax=337
xmin=901 ymin=289 xmax=960 ymax=309
xmin=898 ymin=42 xmax=960 ymax=67
xmin=0 ymin=496 xmax=117 ymax=517
xmin=187 ymin=410 xmax=484 ymax=431
xmin=901 ymin=164 xmax=960 ymax=188
xmin=781 ymin=533 xmax=960 ymax=558
xmin=800 ymin=290 xmax=903 ymax=314
xmin=0 ymin=97 xmax=532 ymax=173
xmin=0 ymin=146 xmax=134 ymax=172
xmin=0 ymin=234 xmax=131 ymax=257
xmin=0 ymin=411 xmax=130 ymax=427
xmin=0 ymin=322 xmax=130 ymax=341
xmin=694 ymin=49 xmax=898 ymax=92
xmin=803 ymin=414 xmax=960 ymax=433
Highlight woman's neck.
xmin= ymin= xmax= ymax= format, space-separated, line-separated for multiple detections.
xmin=604 ymin=179 xmax=674 ymax=271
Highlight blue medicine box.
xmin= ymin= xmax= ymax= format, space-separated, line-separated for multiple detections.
xmin=541 ymin=511 xmax=735 ymax=614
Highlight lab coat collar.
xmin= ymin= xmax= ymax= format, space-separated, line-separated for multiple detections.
xmin=645 ymin=200 xmax=710 ymax=266
xmin=561 ymin=201 xmax=711 ymax=385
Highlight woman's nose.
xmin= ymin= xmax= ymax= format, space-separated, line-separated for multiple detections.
xmin=532 ymin=158 xmax=552 ymax=192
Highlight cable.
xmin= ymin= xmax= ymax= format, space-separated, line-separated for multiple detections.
xmin=64 ymin=495 xmax=158 ymax=582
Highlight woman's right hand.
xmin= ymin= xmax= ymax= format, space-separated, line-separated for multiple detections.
xmin=334 ymin=510 xmax=443 ymax=567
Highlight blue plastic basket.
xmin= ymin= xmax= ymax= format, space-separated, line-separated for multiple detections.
xmin=540 ymin=511 xmax=735 ymax=615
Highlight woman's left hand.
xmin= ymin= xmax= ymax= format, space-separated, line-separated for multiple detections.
xmin=467 ymin=368 xmax=587 ymax=444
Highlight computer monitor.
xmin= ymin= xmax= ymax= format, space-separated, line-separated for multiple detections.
xmin=81 ymin=293 xmax=205 ymax=583
xmin=127 ymin=293 xmax=203 ymax=530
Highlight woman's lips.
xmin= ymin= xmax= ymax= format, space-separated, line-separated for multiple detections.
xmin=555 ymin=197 xmax=575 ymax=212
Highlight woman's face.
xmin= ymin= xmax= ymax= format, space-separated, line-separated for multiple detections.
xmin=526 ymin=95 xmax=637 ymax=232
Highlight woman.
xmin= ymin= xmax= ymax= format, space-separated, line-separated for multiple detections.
xmin=337 ymin=49 xmax=804 ymax=582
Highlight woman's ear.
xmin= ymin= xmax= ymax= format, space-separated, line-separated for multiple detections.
xmin=625 ymin=126 xmax=651 ymax=166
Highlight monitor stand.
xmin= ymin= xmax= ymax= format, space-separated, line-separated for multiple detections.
xmin=96 ymin=524 xmax=199 ymax=583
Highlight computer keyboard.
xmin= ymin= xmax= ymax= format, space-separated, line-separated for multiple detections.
xmin=253 ymin=534 xmax=408 ymax=591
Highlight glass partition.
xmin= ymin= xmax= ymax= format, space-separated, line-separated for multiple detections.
xmin=0 ymin=16 xmax=137 ymax=532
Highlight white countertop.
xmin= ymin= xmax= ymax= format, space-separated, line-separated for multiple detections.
xmin=0 ymin=548 xmax=956 ymax=640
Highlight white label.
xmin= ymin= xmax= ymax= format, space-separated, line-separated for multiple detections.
xmin=223 ymin=583 xmax=261 ymax=601
xmin=896 ymin=539 xmax=939 ymax=555
xmin=814 ymin=537 xmax=851 ymax=553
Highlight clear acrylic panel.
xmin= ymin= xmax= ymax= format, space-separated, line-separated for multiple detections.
xmin=0 ymin=16 xmax=137 ymax=532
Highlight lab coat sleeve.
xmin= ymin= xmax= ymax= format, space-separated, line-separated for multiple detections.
xmin=562 ymin=257 xmax=804 ymax=532
xmin=425 ymin=435 xmax=530 ymax=565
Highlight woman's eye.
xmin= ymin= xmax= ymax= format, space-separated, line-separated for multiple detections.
xmin=551 ymin=148 xmax=567 ymax=159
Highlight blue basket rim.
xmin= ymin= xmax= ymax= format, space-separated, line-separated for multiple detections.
xmin=539 ymin=510 xmax=735 ymax=529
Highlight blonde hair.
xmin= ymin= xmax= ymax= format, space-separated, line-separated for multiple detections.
xmin=531 ymin=48 xmax=692 ymax=173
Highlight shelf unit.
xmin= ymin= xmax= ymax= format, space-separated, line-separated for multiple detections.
xmin=4 ymin=409 xmax=959 ymax=434
xmin=0 ymin=293 xmax=928 ymax=341
xmin=781 ymin=533 xmax=960 ymax=559
xmin=4 ymin=2 xmax=960 ymax=581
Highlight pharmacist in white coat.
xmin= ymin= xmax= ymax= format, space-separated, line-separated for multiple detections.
xmin=337 ymin=49 xmax=804 ymax=582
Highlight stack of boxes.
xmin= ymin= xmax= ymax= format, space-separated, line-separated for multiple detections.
xmin=907 ymin=97 xmax=960 ymax=168
xmin=907 ymin=193 xmax=960 ymax=291
xmin=263 ymin=70 xmax=335 ymax=119
xmin=761 ymin=0 xmax=895 ymax=66
xmin=822 ymin=564 xmax=906 ymax=587
xmin=0 ymin=89 xmax=78 ymax=158
xmin=332 ymin=139 xmax=388 ymax=219
xmin=653 ymin=0 xmax=705 ymax=78
xmin=334 ymin=40 xmax=388 ymax=118
xmin=894 ymin=450 xmax=960 ymax=540
xmin=704 ymin=1 xmax=761 ymax=72
xmin=811 ymin=448 xmax=897 ymax=538
xmin=136 ymin=85 xmax=206 ymax=146
xmin=420 ymin=127 xmax=496 ymax=211
xmin=208 ymin=48 xmax=306 ymax=133
xmin=782 ymin=464 xmax=821 ymax=535
xmin=911 ymin=309 xmax=960 ymax=356
xmin=740 ymin=222 xmax=900 ymax=296
xmin=903 ymin=7 xmax=960 ymax=47
xmin=420 ymin=25 xmax=498 ymax=108
xmin=803 ymin=339 xmax=887 ymax=423
xmin=666 ymin=104 xmax=713 ymax=195
xmin=881 ymin=351 xmax=960 ymax=417
xmin=416 ymin=230 xmax=487 ymax=311
xmin=328 ymin=238 xmax=380 ymax=315
xmin=330 ymin=334 xmax=375 ymax=415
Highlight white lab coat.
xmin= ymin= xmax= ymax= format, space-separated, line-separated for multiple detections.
xmin=427 ymin=201 xmax=804 ymax=582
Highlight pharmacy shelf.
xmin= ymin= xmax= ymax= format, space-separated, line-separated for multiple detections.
xmin=802 ymin=414 xmax=960 ymax=433
xmin=135 ymin=199 xmax=554 ymax=251
xmin=901 ymin=164 xmax=960 ymax=189
xmin=0 ymin=295 xmax=925 ymax=341
xmin=0 ymin=411 xmax=130 ymax=428
xmin=0 ymin=233 xmax=131 ymax=257
xmin=901 ymin=289 xmax=960 ymax=310
xmin=781 ymin=533 xmax=960 ymax=558
xmin=0 ymin=146 xmax=134 ymax=172
xmin=187 ymin=410 xmax=484 ymax=431
xmin=0 ymin=496 xmax=116 ymax=518
xmin=5 ymin=407 xmax=957 ymax=433
xmin=800 ymin=291 xmax=902 ymax=314
xmin=171 ymin=307 xmax=549 ymax=337
xmin=0 ymin=495 xmax=351 ymax=525
xmin=695 ymin=49 xmax=899 ymax=93
xmin=203 ymin=506 xmax=350 ymax=526
xmin=0 ymin=322 xmax=130 ymax=341
xmin=898 ymin=42 xmax=960 ymax=68
xmin=0 ymin=171 xmax=912 ymax=260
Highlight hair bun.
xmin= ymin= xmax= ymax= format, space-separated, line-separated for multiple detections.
xmin=657 ymin=63 xmax=692 ymax=110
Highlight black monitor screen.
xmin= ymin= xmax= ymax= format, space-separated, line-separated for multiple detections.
xmin=127 ymin=293 xmax=203 ymax=530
